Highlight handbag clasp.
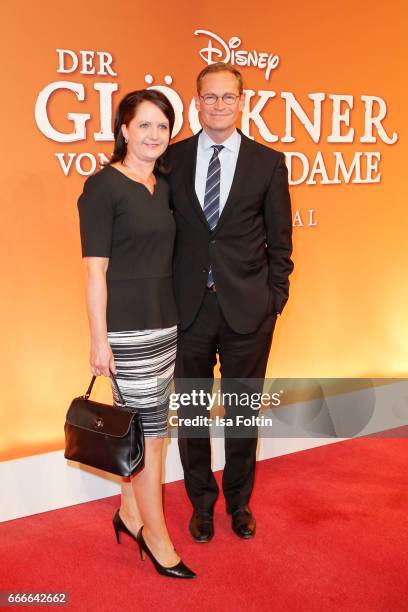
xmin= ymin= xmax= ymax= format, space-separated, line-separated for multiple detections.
xmin=94 ymin=417 xmax=104 ymax=429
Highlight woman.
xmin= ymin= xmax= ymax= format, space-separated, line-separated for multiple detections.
xmin=77 ymin=90 xmax=195 ymax=579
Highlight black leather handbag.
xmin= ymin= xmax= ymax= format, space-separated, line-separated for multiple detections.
xmin=64 ymin=371 xmax=144 ymax=477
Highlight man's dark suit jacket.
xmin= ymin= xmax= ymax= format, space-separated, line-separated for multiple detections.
xmin=167 ymin=129 xmax=294 ymax=334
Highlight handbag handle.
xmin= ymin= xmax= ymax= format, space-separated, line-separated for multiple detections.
xmin=82 ymin=369 xmax=126 ymax=407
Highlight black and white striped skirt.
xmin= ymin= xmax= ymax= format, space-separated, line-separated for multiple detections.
xmin=107 ymin=326 xmax=177 ymax=437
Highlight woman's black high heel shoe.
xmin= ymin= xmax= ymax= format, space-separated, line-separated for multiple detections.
xmin=112 ymin=510 xmax=139 ymax=545
xmin=136 ymin=526 xmax=196 ymax=579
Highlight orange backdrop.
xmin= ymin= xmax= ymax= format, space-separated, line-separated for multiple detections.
xmin=0 ymin=0 xmax=406 ymax=460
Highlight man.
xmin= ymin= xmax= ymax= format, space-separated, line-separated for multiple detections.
xmin=167 ymin=63 xmax=293 ymax=542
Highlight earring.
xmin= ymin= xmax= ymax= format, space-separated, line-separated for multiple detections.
xmin=124 ymin=137 xmax=128 ymax=144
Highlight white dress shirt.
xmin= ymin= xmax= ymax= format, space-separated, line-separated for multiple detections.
xmin=195 ymin=129 xmax=241 ymax=213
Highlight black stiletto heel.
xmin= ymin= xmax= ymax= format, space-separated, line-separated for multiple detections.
xmin=136 ymin=527 xmax=196 ymax=579
xmin=112 ymin=510 xmax=139 ymax=546
xmin=114 ymin=524 xmax=121 ymax=544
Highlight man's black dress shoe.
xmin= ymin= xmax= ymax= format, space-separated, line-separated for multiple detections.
xmin=229 ymin=506 xmax=256 ymax=539
xmin=189 ymin=510 xmax=214 ymax=543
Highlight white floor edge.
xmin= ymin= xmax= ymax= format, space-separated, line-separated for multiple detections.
xmin=0 ymin=437 xmax=341 ymax=522
xmin=3 ymin=378 xmax=405 ymax=523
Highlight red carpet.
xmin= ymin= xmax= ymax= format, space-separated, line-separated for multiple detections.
xmin=1 ymin=438 xmax=408 ymax=611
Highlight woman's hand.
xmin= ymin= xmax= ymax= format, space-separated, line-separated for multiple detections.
xmin=90 ymin=340 xmax=117 ymax=377
xmin=83 ymin=257 xmax=116 ymax=377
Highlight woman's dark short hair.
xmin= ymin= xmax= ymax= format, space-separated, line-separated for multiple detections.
xmin=108 ymin=89 xmax=175 ymax=173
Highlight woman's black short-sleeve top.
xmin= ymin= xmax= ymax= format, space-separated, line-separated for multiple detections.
xmin=77 ymin=165 xmax=178 ymax=332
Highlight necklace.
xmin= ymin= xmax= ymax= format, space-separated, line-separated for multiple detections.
xmin=121 ymin=161 xmax=156 ymax=188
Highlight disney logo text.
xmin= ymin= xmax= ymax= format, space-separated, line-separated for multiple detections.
xmin=194 ymin=29 xmax=280 ymax=80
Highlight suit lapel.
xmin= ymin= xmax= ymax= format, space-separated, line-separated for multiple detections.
xmin=183 ymin=129 xmax=253 ymax=234
xmin=184 ymin=131 xmax=210 ymax=231
xmin=213 ymin=131 xmax=252 ymax=235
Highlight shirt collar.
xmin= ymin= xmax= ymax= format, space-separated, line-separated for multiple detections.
xmin=199 ymin=129 xmax=241 ymax=153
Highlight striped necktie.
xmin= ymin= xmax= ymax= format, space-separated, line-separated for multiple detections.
xmin=203 ymin=145 xmax=224 ymax=287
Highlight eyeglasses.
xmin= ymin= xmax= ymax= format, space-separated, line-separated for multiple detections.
xmin=200 ymin=94 xmax=240 ymax=105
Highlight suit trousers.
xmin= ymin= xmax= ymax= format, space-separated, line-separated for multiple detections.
xmin=175 ymin=290 xmax=276 ymax=512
